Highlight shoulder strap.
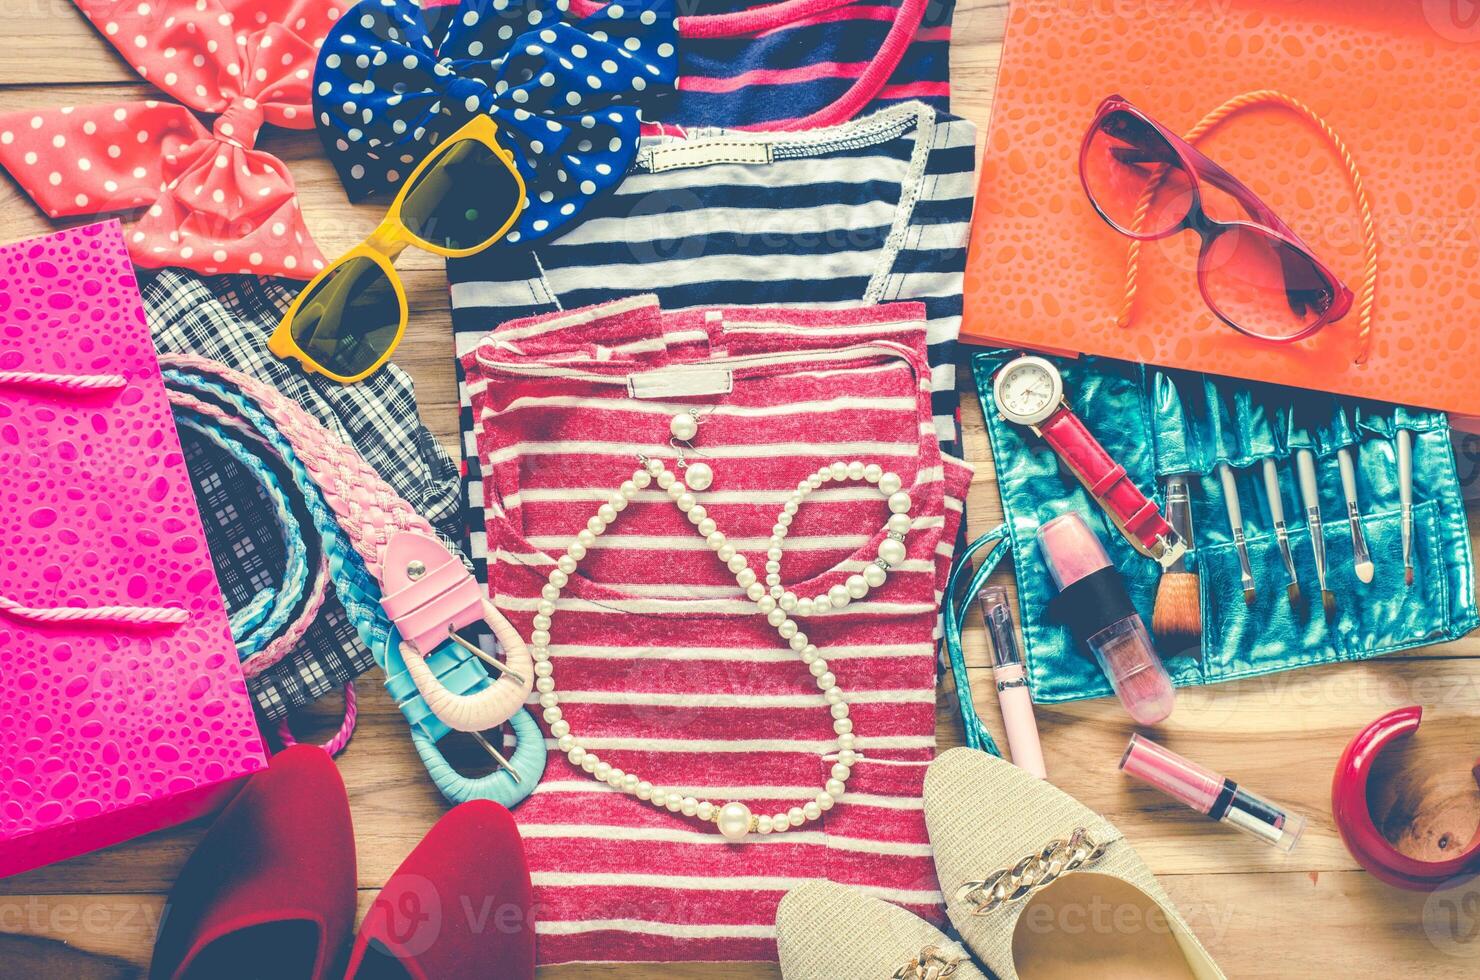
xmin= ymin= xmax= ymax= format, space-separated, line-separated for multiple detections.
xmin=942 ymin=525 xmax=1013 ymax=756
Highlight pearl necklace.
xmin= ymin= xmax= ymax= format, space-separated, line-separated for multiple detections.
xmin=531 ymin=451 xmax=912 ymax=842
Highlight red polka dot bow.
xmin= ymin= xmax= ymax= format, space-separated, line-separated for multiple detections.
xmin=0 ymin=0 xmax=350 ymax=279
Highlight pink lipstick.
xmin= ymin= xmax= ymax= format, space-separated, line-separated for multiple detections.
xmin=1120 ymin=734 xmax=1305 ymax=851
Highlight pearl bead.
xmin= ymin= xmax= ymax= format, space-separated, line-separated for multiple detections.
xmin=772 ymin=813 xmax=791 ymax=833
xmin=758 ymin=596 xmax=777 ymax=614
xmin=577 ymin=529 xmax=596 ymax=547
xmin=864 ymin=463 xmax=883 ymax=483
xmin=846 ymin=574 xmax=868 ymax=599
xmin=657 ymin=470 xmax=675 ymax=489
xmin=831 ymin=702 xmax=849 ymax=720
xmin=798 ymin=598 xmax=814 ymax=615
xmin=684 ymin=462 xmax=713 ymax=491
xmin=818 ymin=672 xmax=837 ymax=690
xmin=670 ymin=412 xmax=698 ymax=441
xmin=838 ymin=733 xmax=856 ymax=751
xmin=620 ymin=480 xmax=638 ymax=499
xmin=737 ymin=568 xmax=757 ymax=588
xmin=777 ymin=512 xmax=793 ymax=528
xmin=697 ymin=801 xmax=714 ymax=821
xmin=531 ymin=629 xmax=550 ymax=647
xmin=826 ymin=778 xmax=845 ymax=797
xmin=829 ymin=461 xmax=848 ymax=479
xmin=666 ymin=796 xmax=682 ymax=813
xmin=623 ymin=774 xmax=639 ymax=793
xmin=824 ymin=687 xmax=843 ymax=705
xmin=764 ymin=560 xmax=780 ymax=574
xmin=828 ymin=584 xmax=850 ymax=608
xmin=557 ymin=734 xmax=574 ymax=752
xmin=879 ymin=472 xmax=902 ymax=494
xmin=667 ymin=482 xmax=685 ymax=500
xmin=878 ymin=538 xmax=907 ymax=565
xmin=727 ymin=554 xmax=747 ymax=574
xmin=788 ymin=632 xmax=808 ymax=652
xmin=768 ymin=547 xmax=783 ymax=562
xmin=887 ymin=513 xmax=911 ymax=535
xmin=556 ymin=556 xmax=576 ymax=575
xmin=847 ymin=461 xmax=865 ymax=479
xmin=633 ymin=469 xmax=652 ymax=488
xmin=550 ymin=717 xmax=569 ymax=735
xmin=834 ymin=717 xmax=852 ymax=733
xmin=767 ymin=608 xmax=786 ymax=627
xmin=779 ymin=591 xmax=797 ymax=611
xmin=677 ymin=492 xmax=696 ymax=511
xmin=756 ymin=815 xmax=773 ymax=834
xmin=646 ymin=459 xmax=664 ymax=476
xmin=566 ymin=542 xmax=586 ymax=562
xmin=651 ymin=789 xmax=667 ymax=808
xmin=681 ymin=797 xmax=699 ymax=816
xmin=863 ymin=564 xmax=887 ymax=588
xmin=539 ymin=693 xmax=558 ymax=708
xmin=708 ymin=531 xmax=727 ymax=550
xmin=814 ymin=594 xmax=832 ymax=612
xmin=778 ymin=619 xmax=798 ymax=639
xmin=717 ymin=802 xmax=752 ymax=841
xmin=544 ymin=706 xmax=563 ymax=724
xmin=538 ymin=599 xmax=555 ymax=616
xmin=698 ymin=518 xmax=717 ymax=536
xmin=888 ymin=491 xmax=912 ymax=514
xmin=809 ymin=659 xmax=829 ymax=677
xmin=717 ymin=543 xmax=736 ymax=561
xmin=607 ymin=768 xmax=625 ymax=787
xmin=568 ymin=746 xmax=586 ymax=766
xmin=533 ymin=614 xmax=551 ymax=631
xmin=838 ymin=749 xmax=859 ymax=766
xmin=816 ymin=792 xmax=835 ymax=811
xmin=746 ymin=582 xmax=765 ymax=601
xmin=594 ymin=762 xmax=612 ymax=781
xmin=832 ymin=763 xmax=852 ymax=781
xmin=541 ymin=584 xmax=560 ymax=601
xmin=598 ymin=504 xmax=617 ymax=523
xmin=801 ymin=645 xmax=820 ymax=664
xmin=582 ymin=755 xmax=599 ymax=773
xmin=788 ymin=806 xmax=806 ymax=827
xmin=688 ymin=505 xmax=707 ymax=524
xmin=803 ymin=801 xmax=822 ymax=821
xmin=637 ymin=781 xmax=653 ymax=800
xmin=534 ymin=661 xmax=552 ymax=677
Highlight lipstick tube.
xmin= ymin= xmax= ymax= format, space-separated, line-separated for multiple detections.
xmin=977 ymin=585 xmax=1047 ymax=779
xmin=1038 ymin=513 xmax=1175 ymax=725
xmin=1120 ymin=734 xmax=1305 ymax=851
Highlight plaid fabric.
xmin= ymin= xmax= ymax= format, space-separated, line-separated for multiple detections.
xmin=144 ymin=270 xmax=465 ymax=719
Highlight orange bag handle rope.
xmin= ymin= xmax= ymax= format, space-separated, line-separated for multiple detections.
xmin=1118 ymin=90 xmax=1378 ymax=365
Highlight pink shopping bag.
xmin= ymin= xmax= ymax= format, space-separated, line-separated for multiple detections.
xmin=0 ymin=221 xmax=266 ymax=878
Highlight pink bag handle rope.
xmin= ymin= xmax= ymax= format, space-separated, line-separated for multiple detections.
xmin=1 ymin=366 xmax=187 ymax=629
xmin=159 ymin=354 xmax=534 ymax=734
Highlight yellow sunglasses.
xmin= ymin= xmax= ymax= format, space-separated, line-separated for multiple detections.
xmin=269 ymin=115 xmax=526 ymax=384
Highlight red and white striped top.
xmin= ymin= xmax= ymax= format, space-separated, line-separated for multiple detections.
xmin=463 ymin=294 xmax=970 ymax=964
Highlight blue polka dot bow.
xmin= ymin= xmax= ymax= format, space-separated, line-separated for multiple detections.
xmin=315 ymin=0 xmax=676 ymax=245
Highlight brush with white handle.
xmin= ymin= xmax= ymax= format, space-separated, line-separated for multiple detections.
xmin=1296 ymin=449 xmax=1334 ymax=620
xmin=1336 ymin=446 xmax=1374 ymax=584
xmin=1396 ymin=428 xmax=1413 ymax=587
xmin=1262 ymin=458 xmax=1300 ymax=608
xmin=1218 ymin=463 xmax=1256 ymax=606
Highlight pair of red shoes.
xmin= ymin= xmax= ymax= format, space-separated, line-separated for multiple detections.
xmin=149 ymin=746 xmax=535 ymax=980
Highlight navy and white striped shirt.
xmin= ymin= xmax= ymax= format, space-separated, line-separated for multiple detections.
xmin=448 ymin=101 xmax=975 ymax=574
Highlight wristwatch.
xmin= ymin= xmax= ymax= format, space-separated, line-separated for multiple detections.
xmin=993 ymin=355 xmax=1186 ymax=569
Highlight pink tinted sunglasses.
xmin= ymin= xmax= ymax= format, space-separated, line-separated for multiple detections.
xmin=1080 ymin=94 xmax=1353 ymax=343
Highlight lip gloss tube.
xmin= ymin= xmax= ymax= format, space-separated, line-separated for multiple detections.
xmin=1120 ymin=734 xmax=1306 ymax=852
xmin=1038 ymin=513 xmax=1175 ymax=725
xmin=977 ymin=585 xmax=1047 ymax=779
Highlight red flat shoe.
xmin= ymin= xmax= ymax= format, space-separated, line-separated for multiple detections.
xmin=149 ymin=745 xmax=357 ymax=980
xmin=345 ymin=801 xmax=534 ymax=980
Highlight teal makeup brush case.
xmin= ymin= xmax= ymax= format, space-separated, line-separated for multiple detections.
xmin=970 ymin=350 xmax=1478 ymax=704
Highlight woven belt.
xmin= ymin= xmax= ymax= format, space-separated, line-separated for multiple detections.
xmin=162 ymin=354 xmax=544 ymax=806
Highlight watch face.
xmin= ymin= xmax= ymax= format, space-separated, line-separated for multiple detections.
xmin=994 ymin=357 xmax=1062 ymax=425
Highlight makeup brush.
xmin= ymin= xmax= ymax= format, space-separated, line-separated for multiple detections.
xmin=1217 ymin=463 xmax=1255 ymax=606
xmin=1262 ymin=458 xmax=1300 ymax=608
xmin=1336 ymin=446 xmax=1374 ymax=584
xmin=1397 ymin=427 xmax=1414 ymax=587
xmin=1296 ymin=448 xmax=1335 ymax=620
xmin=1152 ymin=473 xmax=1201 ymax=648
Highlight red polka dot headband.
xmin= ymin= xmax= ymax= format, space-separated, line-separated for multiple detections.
xmin=0 ymin=0 xmax=350 ymax=280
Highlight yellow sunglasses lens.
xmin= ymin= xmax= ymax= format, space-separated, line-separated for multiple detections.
xmin=400 ymin=137 xmax=523 ymax=252
xmin=288 ymin=255 xmax=403 ymax=379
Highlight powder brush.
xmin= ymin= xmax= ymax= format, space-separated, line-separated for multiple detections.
xmin=1152 ymin=473 xmax=1201 ymax=650
xmin=1262 ymin=458 xmax=1300 ymax=608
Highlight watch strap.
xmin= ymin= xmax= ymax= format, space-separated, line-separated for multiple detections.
xmin=1038 ymin=406 xmax=1181 ymax=562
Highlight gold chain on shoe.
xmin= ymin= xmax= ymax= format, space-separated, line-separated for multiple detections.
xmin=892 ymin=944 xmax=964 ymax=979
xmin=952 ymin=827 xmax=1108 ymax=916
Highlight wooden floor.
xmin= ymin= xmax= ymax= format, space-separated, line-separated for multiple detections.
xmin=3 ymin=2 xmax=1480 ymax=977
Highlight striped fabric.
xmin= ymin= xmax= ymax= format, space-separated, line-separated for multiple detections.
xmin=419 ymin=0 xmax=954 ymax=131
xmin=449 ymin=101 xmax=976 ymax=584
xmin=463 ymin=294 xmax=971 ymax=963
xmin=669 ymin=0 xmax=954 ymax=129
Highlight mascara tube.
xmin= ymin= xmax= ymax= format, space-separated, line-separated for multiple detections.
xmin=977 ymin=586 xmax=1047 ymax=779
xmin=1120 ymin=734 xmax=1305 ymax=852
